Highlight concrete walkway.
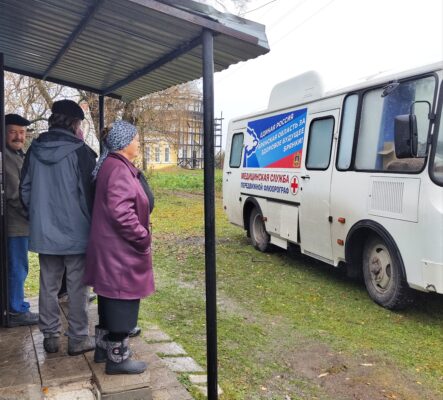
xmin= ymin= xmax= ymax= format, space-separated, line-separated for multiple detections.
xmin=0 ymin=298 xmax=204 ymax=400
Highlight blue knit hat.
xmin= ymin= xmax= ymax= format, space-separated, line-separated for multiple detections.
xmin=92 ymin=120 xmax=137 ymax=179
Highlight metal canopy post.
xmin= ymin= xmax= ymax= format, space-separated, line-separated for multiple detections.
xmin=0 ymin=52 xmax=9 ymax=327
xmin=98 ymin=94 xmax=105 ymax=153
xmin=99 ymin=95 xmax=105 ymax=134
xmin=202 ymin=29 xmax=218 ymax=400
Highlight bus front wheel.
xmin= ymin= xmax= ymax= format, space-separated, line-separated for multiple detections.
xmin=249 ymin=208 xmax=271 ymax=252
xmin=362 ymin=235 xmax=413 ymax=310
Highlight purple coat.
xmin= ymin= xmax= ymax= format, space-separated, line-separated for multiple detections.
xmin=84 ymin=153 xmax=154 ymax=299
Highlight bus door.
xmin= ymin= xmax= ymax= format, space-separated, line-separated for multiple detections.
xmin=299 ymin=109 xmax=339 ymax=262
xmin=223 ymin=130 xmax=245 ymax=226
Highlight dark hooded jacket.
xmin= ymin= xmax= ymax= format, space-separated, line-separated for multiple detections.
xmin=20 ymin=128 xmax=96 ymax=255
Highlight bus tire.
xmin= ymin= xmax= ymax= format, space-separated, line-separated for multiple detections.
xmin=249 ymin=208 xmax=271 ymax=252
xmin=362 ymin=235 xmax=413 ymax=310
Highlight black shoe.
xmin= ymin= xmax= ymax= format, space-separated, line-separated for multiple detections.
xmin=68 ymin=336 xmax=95 ymax=356
xmin=8 ymin=311 xmax=39 ymax=327
xmin=106 ymin=358 xmax=147 ymax=375
xmin=43 ymin=336 xmax=60 ymax=353
xmin=89 ymin=293 xmax=97 ymax=303
xmin=57 ymin=292 xmax=69 ymax=303
xmin=57 ymin=291 xmax=68 ymax=299
xmin=129 ymin=326 xmax=141 ymax=337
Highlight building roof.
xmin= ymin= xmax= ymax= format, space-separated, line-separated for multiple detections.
xmin=0 ymin=0 xmax=269 ymax=101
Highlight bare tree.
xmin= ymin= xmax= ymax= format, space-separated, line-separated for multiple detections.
xmin=4 ymin=73 xmax=72 ymax=145
xmin=5 ymin=71 xmax=204 ymax=169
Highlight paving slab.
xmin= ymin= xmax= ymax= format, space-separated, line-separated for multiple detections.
xmin=127 ymin=339 xmax=168 ymax=365
xmin=0 ymin=297 xmax=193 ymax=400
xmin=0 ymin=362 xmax=41 ymax=389
xmin=0 ymin=326 xmax=40 ymax=389
xmin=85 ymin=352 xmax=151 ymax=396
xmin=43 ymin=381 xmax=94 ymax=400
xmin=0 ymin=330 xmax=35 ymax=368
xmin=149 ymin=366 xmax=183 ymax=391
xmin=152 ymin=386 xmax=193 ymax=400
xmin=188 ymin=374 xmax=207 ymax=385
xmin=143 ymin=330 xmax=172 ymax=343
xmin=194 ymin=385 xmax=223 ymax=397
xmin=0 ymin=384 xmax=42 ymax=400
xmin=161 ymin=357 xmax=204 ymax=373
xmin=101 ymin=386 xmax=152 ymax=400
xmin=145 ymin=342 xmax=187 ymax=356
xmin=40 ymin=355 xmax=92 ymax=387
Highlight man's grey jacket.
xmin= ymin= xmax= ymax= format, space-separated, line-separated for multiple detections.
xmin=20 ymin=128 xmax=96 ymax=255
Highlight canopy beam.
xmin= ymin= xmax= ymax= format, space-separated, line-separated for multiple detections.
xmin=102 ymin=35 xmax=203 ymax=95
xmin=42 ymin=0 xmax=105 ymax=80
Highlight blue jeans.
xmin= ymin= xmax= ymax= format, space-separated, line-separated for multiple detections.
xmin=7 ymin=236 xmax=30 ymax=313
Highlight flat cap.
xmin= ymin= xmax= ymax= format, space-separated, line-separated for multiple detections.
xmin=5 ymin=113 xmax=31 ymax=126
xmin=51 ymin=100 xmax=84 ymax=120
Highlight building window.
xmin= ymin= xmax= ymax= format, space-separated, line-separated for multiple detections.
xmin=165 ymin=147 xmax=170 ymax=163
xmin=145 ymin=146 xmax=150 ymax=163
xmin=155 ymin=147 xmax=160 ymax=162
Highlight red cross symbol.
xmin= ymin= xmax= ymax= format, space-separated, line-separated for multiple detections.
xmin=290 ymin=176 xmax=299 ymax=195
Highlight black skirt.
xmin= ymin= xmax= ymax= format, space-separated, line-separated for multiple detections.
xmin=97 ymin=295 xmax=140 ymax=333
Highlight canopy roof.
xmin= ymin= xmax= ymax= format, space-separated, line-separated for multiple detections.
xmin=0 ymin=0 xmax=269 ymax=101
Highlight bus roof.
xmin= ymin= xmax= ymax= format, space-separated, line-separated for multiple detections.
xmin=230 ymin=61 xmax=443 ymax=125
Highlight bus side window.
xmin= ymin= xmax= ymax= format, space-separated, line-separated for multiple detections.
xmin=337 ymin=94 xmax=358 ymax=170
xmin=306 ymin=117 xmax=335 ymax=170
xmin=229 ymin=132 xmax=244 ymax=168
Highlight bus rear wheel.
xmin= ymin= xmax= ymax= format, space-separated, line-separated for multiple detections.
xmin=362 ymin=235 xmax=413 ymax=310
xmin=249 ymin=208 xmax=271 ymax=252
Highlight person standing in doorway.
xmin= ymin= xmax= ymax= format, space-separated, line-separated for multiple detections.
xmin=4 ymin=114 xmax=39 ymax=327
xmin=84 ymin=120 xmax=155 ymax=375
xmin=20 ymin=100 xmax=96 ymax=355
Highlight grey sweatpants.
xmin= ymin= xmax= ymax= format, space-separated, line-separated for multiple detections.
xmin=38 ymin=254 xmax=89 ymax=339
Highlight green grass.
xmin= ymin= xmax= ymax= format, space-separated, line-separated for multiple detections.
xmin=25 ymin=167 xmax=443 ymax=399
xmin=146 ymin=166 xmax=223 ymax=195
xmin=141 ymin=186 xmax=443 ymax=399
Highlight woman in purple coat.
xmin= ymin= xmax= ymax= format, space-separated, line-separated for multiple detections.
xmin=84 ymin=121 xmax=154 ymax=375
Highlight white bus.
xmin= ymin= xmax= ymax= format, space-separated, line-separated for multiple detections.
xmin=223 ymin=62 xmax=443 ymax=309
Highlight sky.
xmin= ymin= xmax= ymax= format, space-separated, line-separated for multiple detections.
xmin=211 ymin=0 xmax=443 ymax=148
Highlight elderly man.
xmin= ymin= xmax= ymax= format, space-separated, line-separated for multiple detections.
xmin=20 ymin=100 xmax=96 ymax=355
xmin=4 ymin=113 xmax=39 ymax=327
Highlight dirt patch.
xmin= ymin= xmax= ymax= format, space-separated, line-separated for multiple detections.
xmin=256 ymin=335 xmax=440 ymax=400
xmin=215 ymin=290 xmax=440 ymax=400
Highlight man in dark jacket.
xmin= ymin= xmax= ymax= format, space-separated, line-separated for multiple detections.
xmin=4 ymin=113 xmax=39 ymax=327
xmin=20 ymin=100 xmax=96 ymax=355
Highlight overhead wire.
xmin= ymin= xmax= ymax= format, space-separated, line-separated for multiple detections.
xmin=215 ymin=0 xmax=336 ymax=84
xmin=240 ymin=0 xmax=279 ymax=16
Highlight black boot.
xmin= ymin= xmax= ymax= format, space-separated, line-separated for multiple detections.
xmin=94 ymin=326 xmax=108 ymax=363
xmin=95 ymin=328 xmax=132 ymax=363
xmin=105 ymin=336 xmax=146 ymax=375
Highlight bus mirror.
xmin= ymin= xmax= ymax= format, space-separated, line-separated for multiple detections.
xmin=394 ymin=114 xmax=418 ymax=158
